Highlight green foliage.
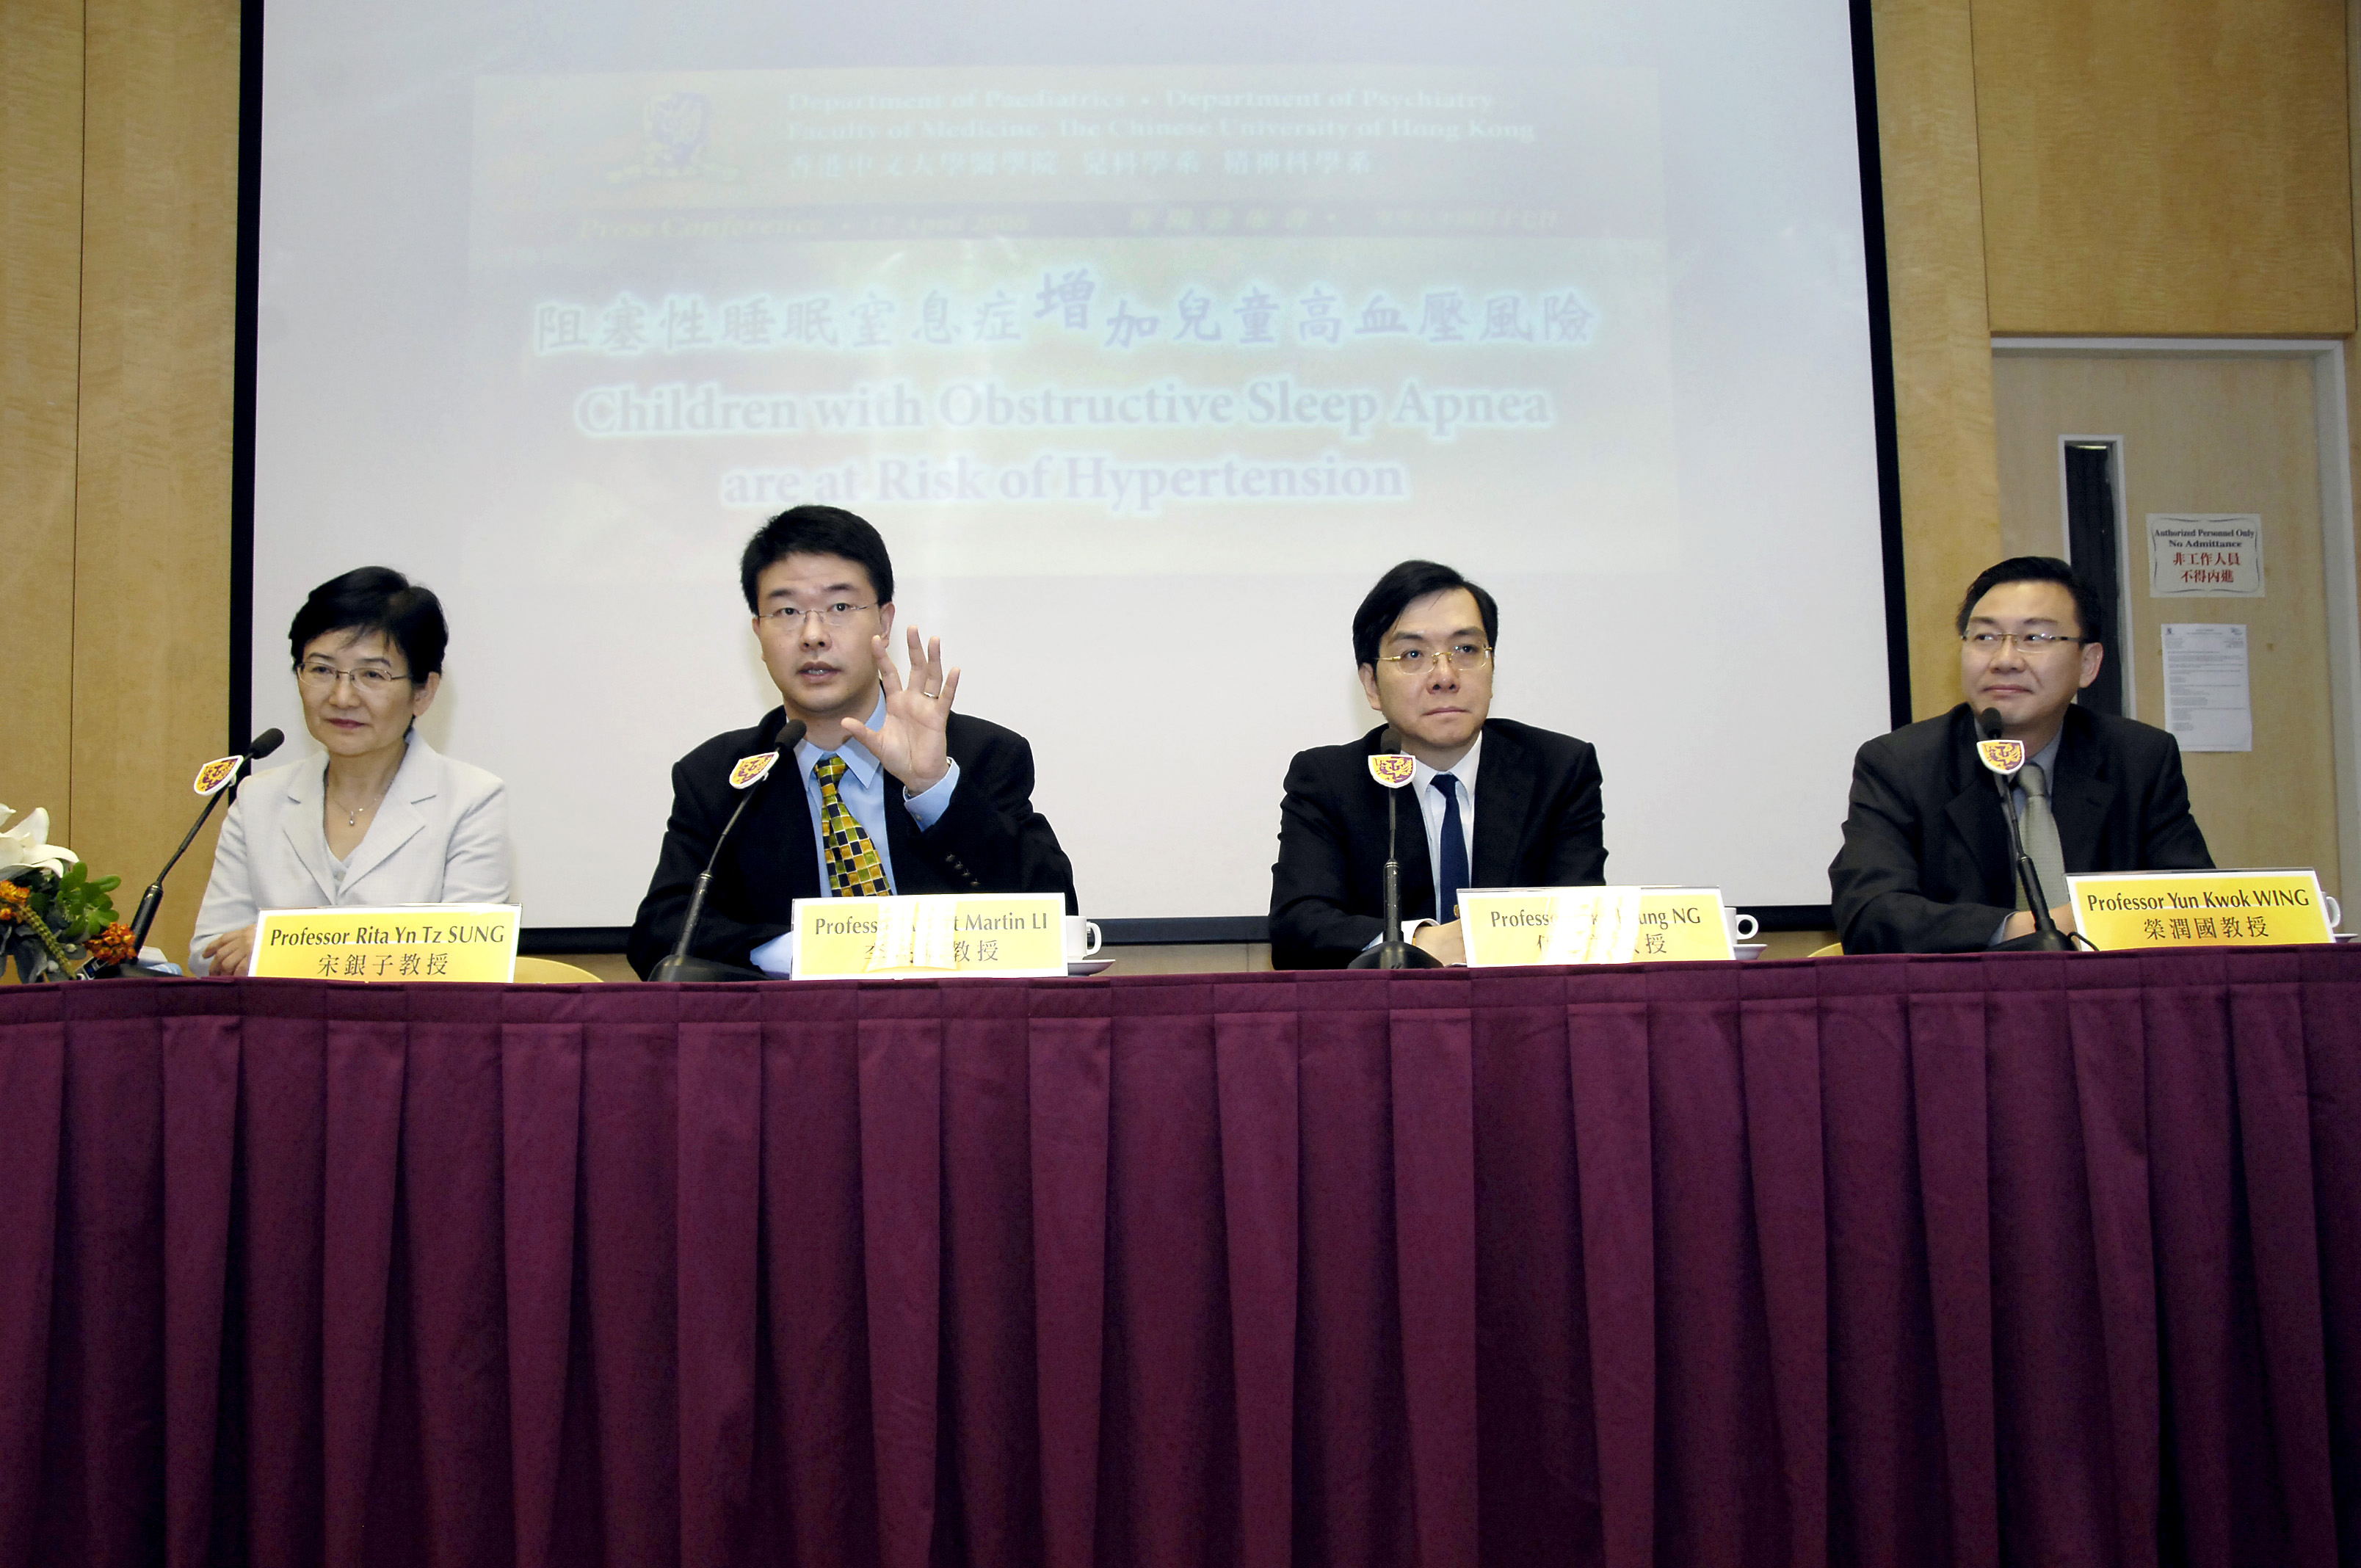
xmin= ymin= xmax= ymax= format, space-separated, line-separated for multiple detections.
xmin=1 ymin=863 xmax=123 ymax=979
xmin=49 ymin=861 xmax=123 ymax=943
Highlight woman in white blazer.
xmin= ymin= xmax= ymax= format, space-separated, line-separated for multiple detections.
xmin=190 ymin=568 xmax=510 ymax=974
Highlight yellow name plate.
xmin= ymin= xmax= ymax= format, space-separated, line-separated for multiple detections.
xmin=2066 ymin=869 xmax=2335 ymax=949
xmin=1633 ymin=888 xmax=1737 ymax=962
xmin=250 ymin=904 xmax=521 ymax=981
xmin=1460 ymin=886 xmax=1643 ymax=967
xmin=791 ymin=893 xmax=1065 ymax=979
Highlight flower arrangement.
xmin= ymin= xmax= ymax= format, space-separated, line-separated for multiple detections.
xmin=0 ymin=805 xmax=137 ymax=981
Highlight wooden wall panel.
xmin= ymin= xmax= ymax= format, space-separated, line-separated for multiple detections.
xmin=69 ymin=0 xmax=240 ymax=965
xmin=1871 ymin=0 xmax=2009 ymax=718
xmin=1975 ymin=0 xmax=2355 ymax=336
xmin=0 ymin=0 xmax=85 ymax=854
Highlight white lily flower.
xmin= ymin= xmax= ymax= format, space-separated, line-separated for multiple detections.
xmin=0 ymin=804 xmax=80 ymax=882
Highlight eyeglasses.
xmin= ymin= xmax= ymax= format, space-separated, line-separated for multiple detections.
xmin=1962 ymin=632 xmax=2086 ymax=652
xmin=298 ymin=661 xmax=414 ymax=693
xmin=1373 ymin=643 xmax=1493 ymax=674
xmin=757 ymin=601 xmax=875 ymax=631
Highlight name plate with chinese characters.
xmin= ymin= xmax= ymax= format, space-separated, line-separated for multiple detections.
xmin=791 ymin=892 xmax=1066 ymax=979
xmin=2066 ymin=870 xmax=2334 ymax=950
xmin=250 ymin=904 xmax=521 ymax=981
xmin=1459 ymin=887 xmax=1644 ymax=967
xmin=1632 ymin=888 xmax=1736 ymax=962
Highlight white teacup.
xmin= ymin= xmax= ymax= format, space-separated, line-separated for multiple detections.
xmin=1721 ymin=907 xmax=1760 ymax=946
xmin=2325 ymin=893 xmax=2343 ymax=931
xmin=1065 ymin=916 xmax=1103 ymax=960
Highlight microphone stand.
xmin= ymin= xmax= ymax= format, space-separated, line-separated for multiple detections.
xmin=1991 ymin=772 xmax=2074 ymax=952
xmin=104 ymin=731 xmax=284 ymax=978
xmin=1349 ymin=745 xmax=1443 ymax=970
xmin=650 ymin=720 xmax=802 ymax=983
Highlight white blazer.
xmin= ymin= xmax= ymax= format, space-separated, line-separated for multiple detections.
xmin=189 ymin=733 xmax=510 ymax=971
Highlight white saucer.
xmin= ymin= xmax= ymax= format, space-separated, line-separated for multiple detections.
xmin=1067 ymin=958 xmax=1116 ymax=976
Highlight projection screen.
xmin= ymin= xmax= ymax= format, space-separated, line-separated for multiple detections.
xmin=247 ymin=0 xmax=1895 ymax=930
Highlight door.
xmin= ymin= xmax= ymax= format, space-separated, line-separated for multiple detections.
xmin=1992 ymin=351 xmax=2345 ymax=901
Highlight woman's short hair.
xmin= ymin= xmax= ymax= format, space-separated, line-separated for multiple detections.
xmin=288 ymin=567 xmax=449 ymax=675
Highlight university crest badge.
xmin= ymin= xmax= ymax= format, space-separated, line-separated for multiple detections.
xmin=1367 ymin=753 xmax=1416 ymax=789
xmin=192 ymin=756 xmax=244 ymax=796
xmin=730 ymin=750 xmax=780 ymax=790
xmin=1975 ymin=738 xmax=2025 ymax=777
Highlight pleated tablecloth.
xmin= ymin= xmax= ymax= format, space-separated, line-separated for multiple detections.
xmin=1 ymin=948 xmax=2357 ymax=1567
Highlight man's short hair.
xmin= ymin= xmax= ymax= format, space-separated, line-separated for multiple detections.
xmin=739 ymin=505 xmax=896 ymax=612
xmin=1352 ymin=560 xmax=1500 ymax=668
xmin=288 ymin=567 xmax=449 ymax=676
xmin=1955 ymin=556 xmax=2105 ymax=645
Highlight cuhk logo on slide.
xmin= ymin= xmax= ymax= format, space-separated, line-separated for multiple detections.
xmin=610 ymin=92 xmax=736 ymax=185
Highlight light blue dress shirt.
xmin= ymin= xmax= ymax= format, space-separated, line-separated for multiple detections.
xmin=749 ymin=690 xmax=960 ymax=974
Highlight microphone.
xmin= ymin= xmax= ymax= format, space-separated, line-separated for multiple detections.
xmin=112 ymin=729 xmax=286 ymax=973
xmin=651 ymin=716 xmax=806 ymax=983
xmin=1975 ymin=708 xmax=2072 ymax=951
xmin=1348 ymin=727 xmax=1443 ymax=970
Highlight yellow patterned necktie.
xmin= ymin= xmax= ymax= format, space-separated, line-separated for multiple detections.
xmin=813 ymin=752 xmax=891 ymax=899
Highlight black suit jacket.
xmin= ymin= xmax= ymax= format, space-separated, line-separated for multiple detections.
xmin=1828 ymin=703 xmax=2212 ymax=954
xmin=627 ymin=707 xmax=1077 ymax=976
xmin=1269 ymin=718 xmax=1607 ymax=970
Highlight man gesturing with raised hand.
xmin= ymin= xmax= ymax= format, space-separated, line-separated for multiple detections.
xmin=628 ymin=505 xmax=1076 ymax=978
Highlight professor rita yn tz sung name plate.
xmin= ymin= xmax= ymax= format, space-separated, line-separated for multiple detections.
xmin=249 ymin=904 xmax=521 ymax=981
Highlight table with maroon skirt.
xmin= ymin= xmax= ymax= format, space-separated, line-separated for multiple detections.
xmin=1 ymin=948 xmax=2357 ymax=1568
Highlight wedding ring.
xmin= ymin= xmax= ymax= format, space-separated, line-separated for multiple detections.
xmin=922 ymin=689 xmax=939 ymax=699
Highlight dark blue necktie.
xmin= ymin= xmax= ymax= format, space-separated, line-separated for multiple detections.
xmin=1433 ymin=773 xmax=1468 ymax=923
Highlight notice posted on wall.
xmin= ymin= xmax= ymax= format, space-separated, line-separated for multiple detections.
xmin=2148 ymin=515 xmax=2263 ymax=598
xmin=2161 ymin=623 xmax=2252 ymax=752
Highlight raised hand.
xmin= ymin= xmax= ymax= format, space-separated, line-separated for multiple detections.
xmin=842 ymin=626 xmax=961 ymax=794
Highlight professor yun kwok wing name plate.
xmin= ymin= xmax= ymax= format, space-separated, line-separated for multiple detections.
xmin=250 ymin=904 xmax=521 ymax=981
xmin=1459 ymin=886 xmax=1644 ymax=967
xmin=791 ymin=892 xmax=1066 ymax=979
xmin=2067 ymin=868 xmax=2334 ymax=950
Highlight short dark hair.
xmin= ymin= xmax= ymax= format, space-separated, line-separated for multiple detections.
xmin=1352 ymin=560 xmax=1500 ymax=667
xmin=739 ymin=505 xmax=894 ymax=612
xmin=1955 ymin=556 xmax=2105 ymax=645
xmin=288 ymin=567 xmax=449 ymax=675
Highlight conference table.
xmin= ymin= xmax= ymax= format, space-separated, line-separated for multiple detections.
xmin=1 ymin=948 xmax=2356 ymax=1568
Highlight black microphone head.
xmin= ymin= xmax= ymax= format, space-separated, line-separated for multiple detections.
xmin=775 ymin=718 xmax=807 ymax=753
xmin=1976 ymin=708 xmax=2004 ymax=741
xmin=1380 ymin=726 xmax=1402 ymax=754
xmin=247 ymin=727 xmax=286 ymax=761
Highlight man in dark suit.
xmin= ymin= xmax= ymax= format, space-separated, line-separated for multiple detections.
xmin=1829 ymin=555 xmax=2211 ymax=954
xmin=628 ymin=506 xmax=1074 ymax=976
xmin=1269 ymin=559 xmax=1606 ymax=968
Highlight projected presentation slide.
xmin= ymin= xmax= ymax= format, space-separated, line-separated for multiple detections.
xmin=471 ymin=67 xmax=1673 ymax=576
xmin=253 ymin=0 xmax=1890 ymax=928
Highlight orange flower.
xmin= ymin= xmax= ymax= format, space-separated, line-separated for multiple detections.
xmin=85 ymin=922 xmax=137 ymax=966
xmin=0 ymin=880 xmax=28 ymax=921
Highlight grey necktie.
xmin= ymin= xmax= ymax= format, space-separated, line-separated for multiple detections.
xmin=2015 ymin=761 xmax=2069 ymax=913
